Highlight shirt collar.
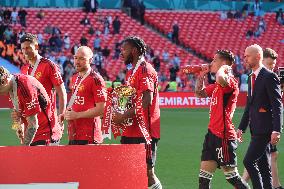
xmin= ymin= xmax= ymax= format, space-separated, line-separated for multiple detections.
xmin=253 ymin=64 xmax=263 ymax=78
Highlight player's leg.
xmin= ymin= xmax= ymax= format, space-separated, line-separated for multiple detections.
xmin=222 ymin=166 xmax=250 ymax=189
xmin=199 ymin=132 xmax=217 ymax=189
xmin=242 ymin=168 xmax=250 ymax=183
xmin=199 ymin=160 xmax=218 ymax=189
xmin=147 ymin=165 xmax=162 ymax=189
xmin=68 ymin=140 xmax=89 ymax=145
xmin=218 ymin=139 xmax=250 ymax=189
xmin=121 ymin=136 xmax=162 ymax=188
xmin=270 ymin=145 xmax=283 ymax=189
xmin=147 ymin=138 xmax=162 ymax=189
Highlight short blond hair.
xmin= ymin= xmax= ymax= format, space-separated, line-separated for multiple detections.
xmin=246 ymin=44 xmax=263 ymax=61
xmin=77 ymin=46 xmax=93 ymax=59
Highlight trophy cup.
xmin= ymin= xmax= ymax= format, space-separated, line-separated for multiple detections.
xmin=112 ymin=85 xmax=136 ymax=127
xmin=11 ymin=120 xmax=21 ymax=130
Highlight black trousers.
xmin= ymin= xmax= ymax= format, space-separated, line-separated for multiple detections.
xmin=243 ymin=135 xmax=272 ymax=189
xmin=68 ymin=140 xmax=98 ymax=145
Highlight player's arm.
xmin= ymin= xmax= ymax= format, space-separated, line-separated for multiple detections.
xmin=64 ymin=102 xmax=105 ymax=121
xmin=54 ymin=83 xmax=67 ymax=115
xmin=216 ymin=65 xmax=232 ymax=87
xmin=23 ymin=114 xmax=39 ymax=146
xmin=195 ymin=74 xmax=207 ymax=98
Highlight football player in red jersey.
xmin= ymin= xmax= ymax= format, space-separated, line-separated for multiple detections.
xmin=113 ymin=36 xmax=162 ymax=189
xmin=0 ymin=66 xmax=53 ymax=146
xmin=195 ymin=50 xmax=249 ymax=189
xmin=64 ymin=46 xmax=106 ymax=145
xmin=18 ymin=33 xmax=67 ymax=145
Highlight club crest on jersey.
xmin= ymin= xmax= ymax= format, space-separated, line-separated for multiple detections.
xmin=35 ymin=72 xmax=42 ymax=80
xmin=78 ymin=84 xmax=85 ymax=92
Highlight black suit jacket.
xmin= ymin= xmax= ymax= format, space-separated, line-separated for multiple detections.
xmin=239 ymin=67 xmax=283 ymax=135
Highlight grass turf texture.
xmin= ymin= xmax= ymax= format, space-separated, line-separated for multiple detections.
xmin=0 ymin=108 xmax=283 ymax=188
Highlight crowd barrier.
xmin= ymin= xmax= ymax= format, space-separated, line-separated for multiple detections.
xmin=0 ymin=92 xmax=248 ymax=109
xmin=0 ymin=144 xmax=147 ymax=189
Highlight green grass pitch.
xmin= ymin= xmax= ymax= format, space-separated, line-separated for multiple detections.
xmin=0 ymin=108 xmax=283 ymax=188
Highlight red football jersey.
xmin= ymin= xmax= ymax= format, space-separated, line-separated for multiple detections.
xmin=15 ymin=74 xmax=53 ymax=142
xmin=123 ymin=61 xmax=161 ymax=139
xmin=21 ymin=56 xmax=63 ymax=140
xmin=68 ymin=70 xmax=107 ymax=143
xmin=205 ymin=77 xmax=239 ymax=139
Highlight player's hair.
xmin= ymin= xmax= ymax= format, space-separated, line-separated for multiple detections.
xmin=122 ymin=36 xmax=147 ymax=56
xmin=77 ymin=46 xmax=93 ymax=59
xmin=216 ymin=50 xmax=235 ymax=66
xmin=20 ymin=33 xmax=38 ymax=44
xmin=263 ymin=48 xmax=278 ymax=60
xmin=0 ymin=66 xmax=10 ymax=85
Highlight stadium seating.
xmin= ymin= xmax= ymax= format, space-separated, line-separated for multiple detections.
xmin=11 ymin=9 xmax=207 ymax=80
xmin=145 ymin=10 xmax=284 ymax=65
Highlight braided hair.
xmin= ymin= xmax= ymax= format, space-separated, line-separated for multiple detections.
xmin=216 ymin=50 xmax=235 ymax=66
xmin=0 ymin=66 xmax=10 ymax=85
xmin=122 ymin=36 xmax=147 ymax=56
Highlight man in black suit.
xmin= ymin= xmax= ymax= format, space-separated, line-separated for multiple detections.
xmin=237 ymin=44 xmax=283 ymax=189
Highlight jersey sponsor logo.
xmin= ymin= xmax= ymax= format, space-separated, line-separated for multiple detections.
xmin=26 ymin=98 xmax=39 ymax=110
xmin=35 ymin=72 xmax=42 ymax=80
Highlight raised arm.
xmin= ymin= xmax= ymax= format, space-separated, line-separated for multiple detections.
xmin=195 ymin=74 xmax=208 ymax=98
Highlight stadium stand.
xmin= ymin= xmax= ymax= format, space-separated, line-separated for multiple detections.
xmin=145 ymin=11 xmax=284 ymax=65
xmin=4 ymin=8 xmax=206 ymax=82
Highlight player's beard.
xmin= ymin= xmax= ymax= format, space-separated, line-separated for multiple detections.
xmin=124 ymin=54 xmax=134 ymax=65
xmin=75 ymin=64 xmax=88 ymax=74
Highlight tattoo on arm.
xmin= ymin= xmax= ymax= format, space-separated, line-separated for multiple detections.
xmin=24 ymin=114 xmax=39 ymax=146
xmin=195 ymin=75 xmax=207 ymax=98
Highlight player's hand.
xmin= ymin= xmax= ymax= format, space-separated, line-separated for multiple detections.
xmin=271 ymin=132 xmax=281 ymax=145
xmin=58 ymin=113 xmax=64 ymax=123
xmin=112 ymin=111 xmax=125 ymax=124
xmin=11 ymin=109 xmax=20 ymax=123
xmin=236 ymin=129 xmax=243 ymax=143
xmin=58 ymin=113 xmax=65 ymax=128
xmin=64 ymin=110 xmax=79 ymax=121
xmin=16 ymin=128 xmax=24 ymax=144
xmin=198 ymin=64 xmax=210 ymax=77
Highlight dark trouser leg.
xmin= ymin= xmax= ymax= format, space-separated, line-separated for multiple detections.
xmin=243 ymin=136 xmax=272 ymax=189
xmin=69 ymin=140 xmax=89 ymax=145
xmin=258 ymin=145 xmax=272 ymax=189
